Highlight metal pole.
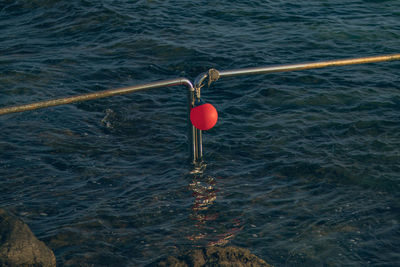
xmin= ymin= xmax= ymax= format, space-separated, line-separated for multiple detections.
xmin=218 ymin=54 xmax=400 ymax=78
xmin=0 ymin=78 xmax=193 ymax=115
xmin=188 ymin=86 xmax=202 ymax=163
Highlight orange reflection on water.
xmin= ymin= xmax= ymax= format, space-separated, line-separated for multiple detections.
xmin=187 ymin=169 xmax=243 ymax=247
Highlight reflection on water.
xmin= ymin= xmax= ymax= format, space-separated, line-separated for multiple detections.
xmin=187 ymin=162 xmax=244 ymax=247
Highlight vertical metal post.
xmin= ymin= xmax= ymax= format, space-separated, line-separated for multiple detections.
xmin=198 ymin=129 xmax=203 ymax=159
xmin=188 ymin=87 xmax=203 ymax=163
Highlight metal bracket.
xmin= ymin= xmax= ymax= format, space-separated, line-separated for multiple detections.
xmin=193 ymin=68 xmax=220 ymax=101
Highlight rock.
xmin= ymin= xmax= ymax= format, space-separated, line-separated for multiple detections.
xmin=155 ymin=246 xmax=273 ymax=267
xmin=0 ymin=208 xmax=56 ymax=267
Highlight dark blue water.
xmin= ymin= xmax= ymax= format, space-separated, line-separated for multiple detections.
xmin=1 ymin=0 xmax=400 ymax=266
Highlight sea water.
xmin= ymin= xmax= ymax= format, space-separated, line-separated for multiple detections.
xmin=0 ymin=0 xmax=399 ymax=266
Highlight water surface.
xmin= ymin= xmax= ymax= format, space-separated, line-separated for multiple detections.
xmin=0 ymin=0 xmax=399 ymax=266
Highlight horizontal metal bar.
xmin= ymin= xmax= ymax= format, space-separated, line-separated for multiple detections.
xmin=218 ymin=54 xmax=400 ymax=78
xmin=0 ymin=78 xmax=194 ymax=115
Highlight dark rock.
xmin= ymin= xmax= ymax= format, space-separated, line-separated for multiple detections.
xmin=0 ymin=208 xmax=56 ymax=267
xmin=155 ymin=246 xmax=273 ymax=267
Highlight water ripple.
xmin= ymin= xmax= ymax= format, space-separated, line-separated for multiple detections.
xmin=1 ymin=0 xmax=400 ymax=266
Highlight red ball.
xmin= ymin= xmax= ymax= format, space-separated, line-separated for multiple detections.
xmin=190 ymin=103 xmax=218 ymax=130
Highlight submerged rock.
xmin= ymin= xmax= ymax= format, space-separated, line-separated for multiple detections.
xmin=155 ymin=246 xmax=273 ymax=267
xmin=0 ymin=208 xmax=56 ymax=267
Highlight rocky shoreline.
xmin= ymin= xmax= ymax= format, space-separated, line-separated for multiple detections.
xmin=1 ymin=208 xmax=272 ymax=267
xmin=154 ymin=246 xmax=273 ymax=267
xmin=0 ymin=208 xmax=56 ymax=267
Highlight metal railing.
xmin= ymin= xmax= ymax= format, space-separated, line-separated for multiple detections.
xmin=1 ymin=53 xmax=400 ymax=163
xmin=194 ymin=54 xmax=400 ymax=90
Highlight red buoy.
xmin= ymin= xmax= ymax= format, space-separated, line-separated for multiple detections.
xmin=190 ymin=103 xmax=218 ymax=130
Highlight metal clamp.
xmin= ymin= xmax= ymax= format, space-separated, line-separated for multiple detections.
xmin=194 ymin=68 xmax=220 ymax=100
